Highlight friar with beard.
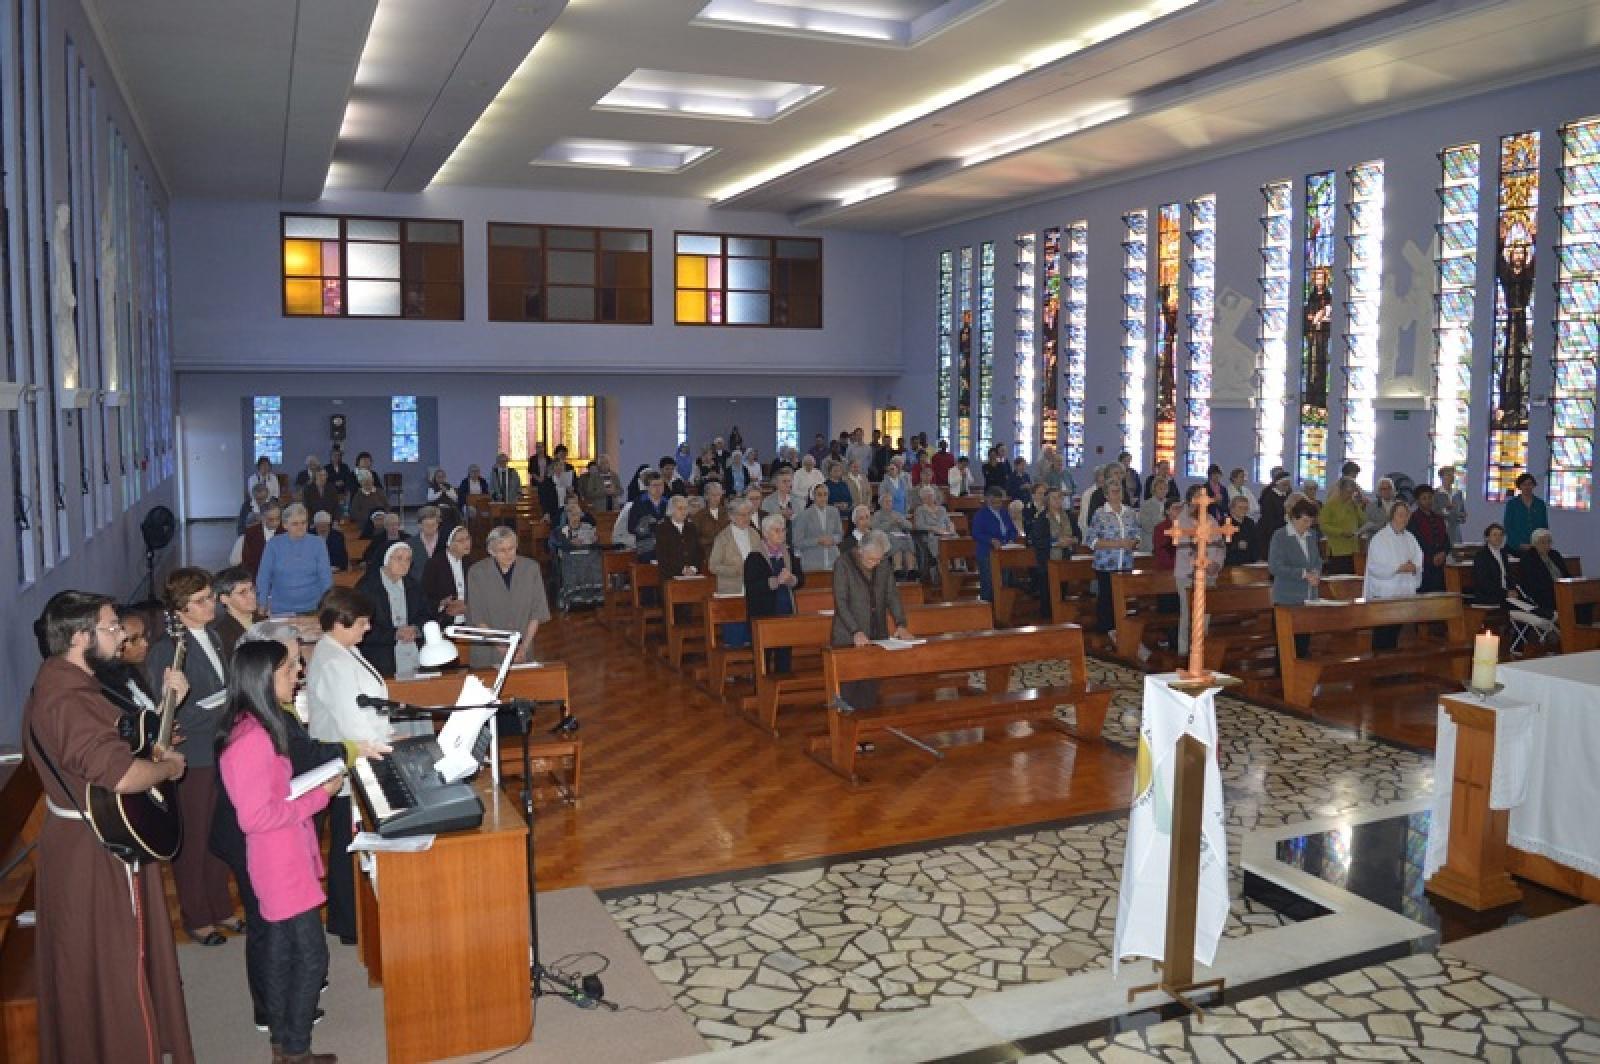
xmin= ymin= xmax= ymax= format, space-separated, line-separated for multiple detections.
xmin=23 ymin=591 xmax=196 ymax=1063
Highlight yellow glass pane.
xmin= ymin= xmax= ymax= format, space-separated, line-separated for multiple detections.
xmin=676 ymin=290 xmax=706 ymax=323
xmin=676 ymin=254 xmax=708 ymax=289
xmin=284 ymin=279 xmax=323 ymax=315
xmin=283 ymin=239 xmax=322 ymax=277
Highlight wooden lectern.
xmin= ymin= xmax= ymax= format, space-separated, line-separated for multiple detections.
xmin=1425 ymin=695 xmax=1523 ymax=910
xmin=354 ymin=777 xmax=531 ymax=1063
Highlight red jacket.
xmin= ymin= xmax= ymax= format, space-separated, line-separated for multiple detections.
xmin=930 ymin=451 xmax=955 ymax=486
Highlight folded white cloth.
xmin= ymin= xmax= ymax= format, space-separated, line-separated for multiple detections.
xmin=1490 ymin=702 xmax=1539 ymax=810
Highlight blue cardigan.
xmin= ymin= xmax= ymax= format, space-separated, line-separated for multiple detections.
xmin=257 ymin=532 xmax=333 ymax=614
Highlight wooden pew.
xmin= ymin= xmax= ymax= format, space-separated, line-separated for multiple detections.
xmin=1273 ymin=592 xmax=1472 ymax=709
xmin=663 ymin=575 xmax=714 ymax=670
xmin=0 ymin=762 xmax=41 ymax=1064
xmin=1110 ymin=568 xmax=1178 ymax=661
xmin=1554 ymin=577 xmax=1600 ymax=652
xmin=937 ymin=537 xmax=980 ymax=601
xmin=988 ymin=544 xmax=1042 ymax=626
xmin=600 ymin=549 xmax=634 ymax=628
xmin=593 ymin=510 xmax=620 ymax=546
xmin=1318 ymin=574 xmax=1365 ymax=601
xmin=1199 ymin=582 xmax=1277 ymax=674
xmin=629 ymin=562 xmax=664 ymax=648
xmin=703 ymin=588 xmax=833 ymax=701
xmin=812 ymin=623 xmax=1111 ymax=781
xmin=388 ymin=664 xmax=581 ymax=801
xmin=1222 ymin=562 xmax=1271 ymax=586
xmin=743 ymin=590 xmax=955 ymax=736
xmin=1045 ymin=555 xmax=1097 ymax=626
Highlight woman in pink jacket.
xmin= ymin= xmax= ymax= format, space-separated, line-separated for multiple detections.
xmin=218 ymin=640 xmax=344 ymax=1064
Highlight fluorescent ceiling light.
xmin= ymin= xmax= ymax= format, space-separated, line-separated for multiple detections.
xmin=712 ymin=0 xmax=1200 ymax=202
xmin=693 ymin=0 xmax=996 ymax=47
xmin=836 ymin=179 xmax=899 ymax=207
xmin=595 ymin=69 xmax=827 ymax=123
xmin=959 ymin=101 xmax=1132 ymax=168
xmin=532 ymin=138 xmax=716 ymax=173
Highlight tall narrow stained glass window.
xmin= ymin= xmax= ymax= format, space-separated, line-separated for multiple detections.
xmin=676 ymin=395 xmax=687 ymax=448
xmin=499 ymin=396 xmax=598 ymax=467
xmin=1297 ymin=171 xmax=1338 ymax=487
xmin=1039 ymin=229 xmax=1062 ymax=454
xmin=1550 ymin=117 xmax=1599 ymax=510
xmin=1062 ymin=223 xmax=1088 ymax=469
xmin=1121 ymin=211 xmax=1149 ymax=473
xmin=937 ymin=251 xmax=954 ymax=446
xmin=1486 ymin=131 xmax=1539 ymax=502
xmin=1152 ymin=203 xmax=1182 ymax=472
xmin=977 ymin=242 xmax=995 ymax=458
xmin=1430 ymin=145 xmax=1480 ymax=481
xmin=958 ymin=246 xmax=974 ymax=457
xmin=1258 ymin=181 xmax=1293 ymax=482
xmin=1342 ymin=162 xmax=1384 ymax=489
xmin=1185 ymin=196 xmax=1217 ymax=478
xmin=776 ymin=396 xmax=798 ymax=451
xmin=391 ymin=396 xmax=420 ymax=463
xmin=252 ymin=397 xmax=283 ymax=465
xmin=1013 ymin=232 xmax=1037 ymax=460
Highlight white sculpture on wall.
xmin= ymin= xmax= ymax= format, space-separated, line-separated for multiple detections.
xmin=1210 ymin=285 xmax=1257 ymax=402
xmin=99 ymin=199 xmax=119 ymax=390
xmin=52 ymin=203 xmax=80 ymax=390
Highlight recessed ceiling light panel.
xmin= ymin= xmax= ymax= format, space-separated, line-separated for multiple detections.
xmin=595 ymin=69 xmax=827 ymax=123
xmin=532 ymin=138 xmax=717 ymax=173
xmin=693 ymin=0 xmax=998 ymax=47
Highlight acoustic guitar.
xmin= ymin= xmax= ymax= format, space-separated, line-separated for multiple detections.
xmin=86 ymin=614 xmax=186 ymax=864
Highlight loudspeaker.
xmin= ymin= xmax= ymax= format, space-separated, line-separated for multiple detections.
xmin=329 ymin=413 xmax=347 ymax=442
xmin=140 ymin=505 xmax=177 ymax=551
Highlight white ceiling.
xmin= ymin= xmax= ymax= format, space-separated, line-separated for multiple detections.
xmin=90 ymin=0 xmax=1600 ymax=230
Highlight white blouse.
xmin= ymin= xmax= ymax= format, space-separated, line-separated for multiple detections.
xmin=1362 ymin=524 xmax=1424 ymax=600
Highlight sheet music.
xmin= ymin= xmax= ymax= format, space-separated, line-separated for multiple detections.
xmin=349 ymin=832 xmax=434 ymax=853
xmin=434 ymin=675 xmax=497 ymax=781
xmin=288 ymin=758 xmax=344 ymax=800
xmin=873 ymin=637 xmax=925 ymax=650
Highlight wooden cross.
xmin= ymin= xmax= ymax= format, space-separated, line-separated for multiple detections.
xmin=1166 ymin=489 xmax=1237 ymax=687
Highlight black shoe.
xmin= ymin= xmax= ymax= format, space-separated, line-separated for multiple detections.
xmin=187 ymin=928 xmax=227 ymax=946
xmin=338 ymin=933 xmax=357 ymax=945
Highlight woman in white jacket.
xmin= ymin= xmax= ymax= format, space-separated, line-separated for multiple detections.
xmin=1362 ymin=498 xmax=1423 ymax=650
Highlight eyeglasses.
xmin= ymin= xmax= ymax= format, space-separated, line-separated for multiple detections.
xmin=95 ymin=623 xmax=126 ymax=635
xmin=124 ymin=632 xmax=149 ymax=643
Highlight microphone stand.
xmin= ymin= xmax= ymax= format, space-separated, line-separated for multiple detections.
xmin=371 ymin=696 xmax=610 ymax=1009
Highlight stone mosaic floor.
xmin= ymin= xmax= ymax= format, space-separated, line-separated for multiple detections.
xmin=1041 ymin=952 xmax=1600 ymax=1063
xmin=606 ymin=658 xmax=1439 ymax=1050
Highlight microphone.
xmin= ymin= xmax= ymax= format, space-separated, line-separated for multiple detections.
xmin=355 ymin=693 xmax=402 ymax=710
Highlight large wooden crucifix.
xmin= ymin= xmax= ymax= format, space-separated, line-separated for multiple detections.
xmin=1166 ymin=489 xmax=1238 ymax=689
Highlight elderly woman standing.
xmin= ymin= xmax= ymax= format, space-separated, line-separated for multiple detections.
xmin=872 ymin=485 xmax=918 ymax=579
xmin=1363 ymin=498 xmax=1423 ymax=650
xmin=1268 ymin=499 xmax=1323 ymax=656
xmin=744 ymin=514 xmax=805 ymax=675
xmin=1137 ymin=471 xmax=1171 ymax=552
xmin=356 ymin=541 xmax=434 ymax=680
xmin=1087 ymin=475 xmax=1138 ymax=636
xmin=881 ymin=458 xmax=913 ymax=515
xmin=300 ymin=465 xmax=341 ymax=523
xmin=346 ymin=468 xmax=384 ymax=533
xmin=654 ymin=494 xmax=704 ymax=579
xmin=256 ymin=503 xmax=333 ymax=617
xmin=423 ymin=524 xmax=473 ymax=623
xmin=831 ymin=530 xmax=913 ymax=711
xmin=306 ymin=587 xmax=396 ymax=944
xmin=410 ymin=504 xmax=451 ymax=566
xmin=709 ymin=499 xmax=760 ymax=649
xmin=1319 ymin=477 xmax=1364 ymax=574
xmin=794 ymin=482 xmax=844 ymax=574
xmin=913 ymin=484 xmax=957 ymax=573
xmin=466 ymin=526 xmax=550 ymax=666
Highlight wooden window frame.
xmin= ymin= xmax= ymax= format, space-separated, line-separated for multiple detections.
xmin=674 ymin=230 xmax=823 ymax=329
xmin=486 ymin=222 xmax=653 ymax=325
xmin=280 ymin=212 xmax=464 ymax=321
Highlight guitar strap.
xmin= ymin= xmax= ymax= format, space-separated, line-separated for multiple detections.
xmin=27 ymin=723 xmax=144 ymax=867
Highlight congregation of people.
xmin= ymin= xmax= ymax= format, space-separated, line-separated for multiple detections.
xmin=21 ymin=414 xmax=1573 ymax=1064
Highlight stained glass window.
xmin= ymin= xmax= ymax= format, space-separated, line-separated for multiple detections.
xmin=958 ymin=246 xmax=974 ymax=457
xmin=283 ymin=214 xmax=463 ymax=319
xmin=1297 ymin=171 xmax=1338 ymax=487
xmin=499 ymin=396 xmax=599 ymax=469
xmin=390 ymin=396 xmax=420 ymax=463
xmin=1039 ymin=229 xmax=1061 ymax=456
xmin=1485 ymin=131 xmax=1539 ymax=503
xmin=977 ymin=242 xmax=996 ymax=459
xmin=1258 ymin=181 xmax=1293 ymax=482
xmin=1342 ymin=162 xmax=1384 ymax=490
xmin=674 ymin=232 xmax=821 ymax=327
xmin=937 ymin=251 xmax=954 ymax=447
xmin=776 ymin=396 xmax=798 ymax=451
xmin=1122 ymin=211 xmax=1149 ymax=473
xmin=1185 ymin=196 xmax=1217 ymax=478
xmin=1013 ymin=232 xmax=1037 ymax=461
xmin=1430 ymin=145 xmax=1479 ymax=483
xmin=676 ymin=395 xmax=687 ymax=448
xmin=252 ymin=397 xmax=283 ymax=466
xmin=1550 ymin=117 xmax=1599 ymax=511
xmin=1063 ymin=222 xmax=1088 ymax=469
xmin=1153 ymin=203 xmax=1182 ymax=472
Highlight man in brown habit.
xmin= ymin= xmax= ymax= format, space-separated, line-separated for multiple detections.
xmin=24 ymin=591 xmax=195 ymax=1064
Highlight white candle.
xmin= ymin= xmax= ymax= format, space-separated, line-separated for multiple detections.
xmin=1471 ymin=630 xmax=1499 ymax=690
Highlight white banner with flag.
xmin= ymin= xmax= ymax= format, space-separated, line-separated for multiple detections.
xmin=1111 ymin=674 xmax=1230 ymax=975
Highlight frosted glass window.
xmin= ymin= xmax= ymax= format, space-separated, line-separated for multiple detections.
xmin=728 ymin=258 xmax=770 ymax=290
xmin=549 ymin=228 xmax=594 ymax=250
xmin=347 ymin=242 xmax=401 ymax=279
xmin=284 ymin=215 xmax=339 ymax=239
xmin=347 ymin=218 xmax=400 ymax=241
xmin=677 ymin=234 xmax=722 ymax=255
xmin=729 ymin=237 xmax=771 ymax=257
xmin=549 ymin=250 xmax=594 ymax=285
xmin=406 ymin=220 xmax=457 ymax=244
xmin=547 ymin=287 xmax=597 ymax=321
xmin=491 ymin=225 xmax=541 ymax=248
xmin=602 ymin=231 xmax=649 ymax=252
xmin=728 ymin=292 xmax=770 ymax=324
xmin=347 ymin=280 xmax=401 ymax=316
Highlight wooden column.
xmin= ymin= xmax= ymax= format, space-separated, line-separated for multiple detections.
xmin=1425 ymin=695 xmax=1523 ymax=910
